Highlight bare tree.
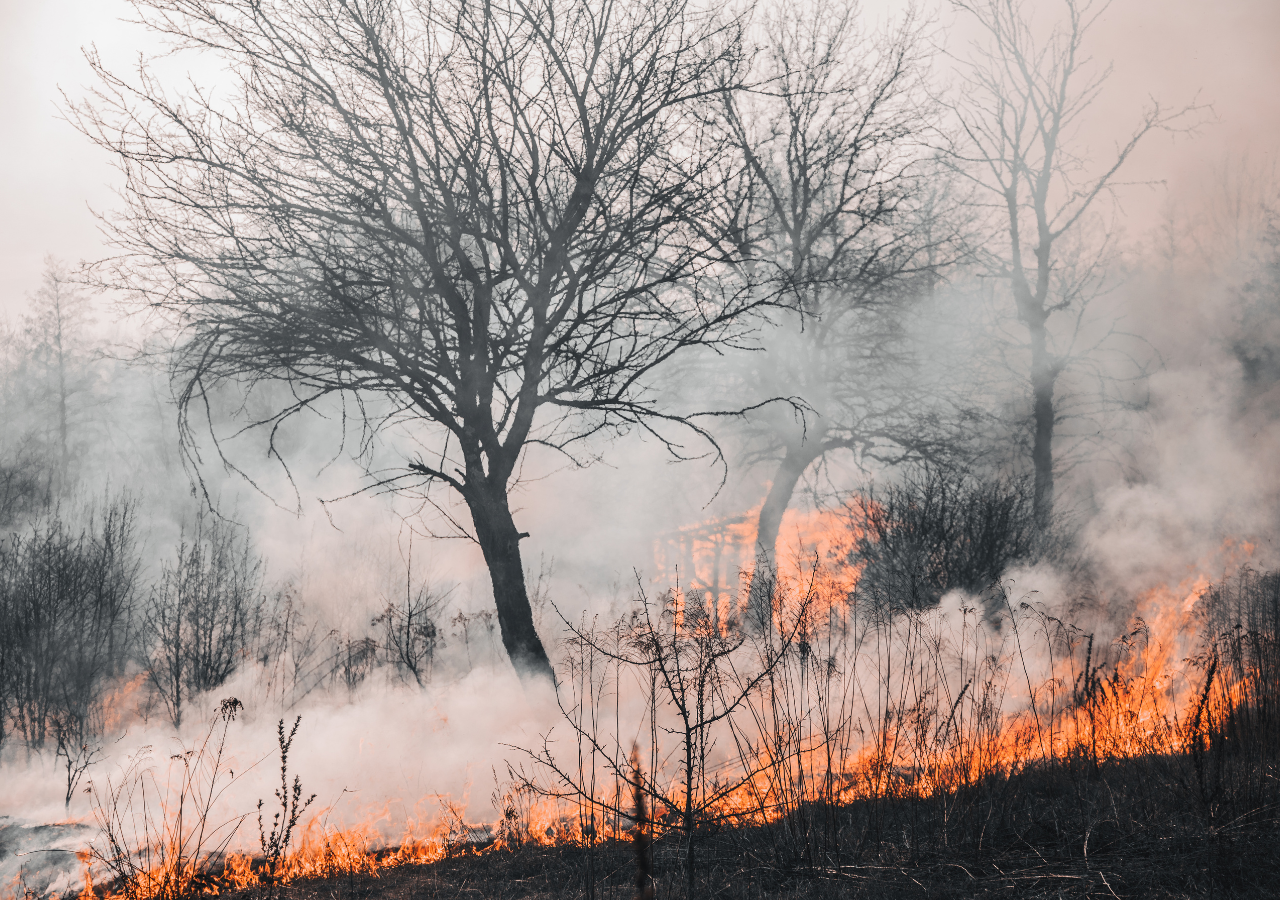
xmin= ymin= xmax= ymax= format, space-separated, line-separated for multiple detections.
xmin=1168 ymin=156 xmax=1280 ymax=392
xmin=0 ymin=499 xmax=140 ymax=751
xmin=143 ymin=511 xmax=266 ymax=728
xmin=22 ymin=257 xmax=96 ymax=480
xmin=1233 ymin=216 xmax=1280 ymax=393
xmin=74 ymin=0 xmax=760 ymax=682
xmin=716 ymin=1 xmax=956 ymax=610
xmin=947 ymin=0 xmax=1197 ymax=528
xmin=0 ymin=320 xmax=50 ymax=526
xmin=0 ymin=258 xmax=97 ymax=504
xmin=375 ymin=578 xmax=447 ymax=688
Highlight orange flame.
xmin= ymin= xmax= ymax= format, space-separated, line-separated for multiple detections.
xmin=78 ymin=529 xmax=1263 ymax=900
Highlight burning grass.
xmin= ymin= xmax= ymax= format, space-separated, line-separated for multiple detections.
xmin=65 ymin=561 xmax=1280 ymax=900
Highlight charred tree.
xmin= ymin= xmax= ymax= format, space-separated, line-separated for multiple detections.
xmin=73 ymin=0 xmax=761 ymax=681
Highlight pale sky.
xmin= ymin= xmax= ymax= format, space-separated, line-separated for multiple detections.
xmin=0 ymin=0 xmax=1278 ymax=317
xmin=0 ymin=0 xmax=136 ymax=314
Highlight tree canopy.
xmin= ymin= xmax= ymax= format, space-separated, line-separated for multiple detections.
xmin=74 ymin=0 xmax=761 ymax=680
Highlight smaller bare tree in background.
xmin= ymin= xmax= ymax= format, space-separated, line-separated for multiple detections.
xmin=714 ymin=0 xmax=964 ymax=617
xmin=143 ymin=512 xmax=266 ymax=728
xmin=374 ymin=575 xmax=448 ymax=688
xmin=0 ymin=308 xmax=52 ymax=526
xmin=0 ymin=257 xmax=100 ymax=514
xmin=947 ymin=0 xmax=1201 ymax=528
xmin=21 ymin=257 xmax=98 ymax=483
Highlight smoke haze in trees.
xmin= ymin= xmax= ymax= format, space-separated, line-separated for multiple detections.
xmin=0 ymin=1 xmax=1277 ymax=886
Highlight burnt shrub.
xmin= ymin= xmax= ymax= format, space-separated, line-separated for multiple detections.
xmin=142 ymin=511 xmax=268 ymax=728
xmin=1188 ymin=568 xmax=1280 ymax=825
xmin=851 ymin=467 xmax=1043 ymax=610
xmin=373 ymin=581 xmax=447 ymax=688
xmin=0 ymin=498 xmax=140 ymax=751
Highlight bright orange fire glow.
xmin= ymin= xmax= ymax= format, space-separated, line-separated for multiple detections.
xmin=79 ymin=531 xmax=1262 ymax=900
xmin=653 ymin=501 xmax=868 ymax=629
xmin=77 ymin=794 xmax=605 ymax=900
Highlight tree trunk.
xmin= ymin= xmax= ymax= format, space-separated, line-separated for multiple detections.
xmin=746 ymin=438 xmax=823 ymax=629
xmin=464 ymin=481 xmax=555 ymax=683
xmin=1012 ymin=232 xmax=1057 ymax=534
xmin=684 ymin=732 xmax=696 ymax=899
xmin=1028 ymin=324 xmax=1056 ymax=530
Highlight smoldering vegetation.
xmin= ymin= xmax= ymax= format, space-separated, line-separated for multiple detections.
xmin=8 ymin=529 xmax=1273 ymax=900
xmin=2 ymin=455 xmax=1278 ymax=899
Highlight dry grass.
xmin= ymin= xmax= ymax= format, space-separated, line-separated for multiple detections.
xmin=224 ymin=796 xmax=1280 ymax=900
xmin=78 ymin=565 xmax=1280 ymax=900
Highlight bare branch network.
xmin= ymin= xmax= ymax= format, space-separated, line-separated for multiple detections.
xmin=72 ymin=0 xmax=774 ymax=679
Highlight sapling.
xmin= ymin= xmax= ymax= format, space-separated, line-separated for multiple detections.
xmin=258 ymin=716 xmax=315 ymax=900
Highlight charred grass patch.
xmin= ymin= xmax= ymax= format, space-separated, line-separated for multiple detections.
xmin=246 ymin=766 xmax=1280 ymax=900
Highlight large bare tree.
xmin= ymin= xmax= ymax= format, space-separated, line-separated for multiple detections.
xmin=74 ymin=0 xmax=757 ymax=682
xmin=717 ymin=1 xmax=955 ymax=608
xmin=948 ymin=0 xmax=1194 ymax=528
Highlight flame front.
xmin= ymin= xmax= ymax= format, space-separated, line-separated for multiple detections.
xmin=77 ymin=521 xmax=1269 ymax=900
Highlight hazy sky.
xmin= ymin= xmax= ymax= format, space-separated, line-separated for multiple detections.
xmin=1 ymin=0 xmax=1278 ymax=317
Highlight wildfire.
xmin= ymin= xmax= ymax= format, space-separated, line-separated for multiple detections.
xmin=653 ymin=501 xmax=868 ymax=631
xmin=76 ymin=532 xmax=1266 ymax=900
xmin=76 ymin=791 xmax=608 ymax=900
